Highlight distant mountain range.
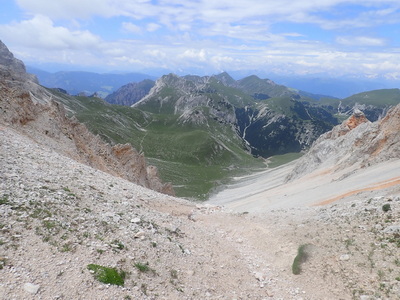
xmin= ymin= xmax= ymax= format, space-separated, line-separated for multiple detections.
xmin=28 ymin=66 xmax=400 ymax=99
xmin=227 ymin=70 xmax=399 ymax=98
xmin=26 ymin=66 xmax=156 ymax=97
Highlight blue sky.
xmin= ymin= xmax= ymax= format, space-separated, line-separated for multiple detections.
xmin=1 ymin=0 xmax=400 ymax=79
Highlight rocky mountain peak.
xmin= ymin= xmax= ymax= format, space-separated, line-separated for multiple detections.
xmin=0 ymin=40 xmax=38 ymax=84
xmin=214 ymin=72 xmax=236 ymax=86
xmin=0 ymin=40 xmax=25 ymax=74
xmin=105 ymin=79 xmax=155 ymax=106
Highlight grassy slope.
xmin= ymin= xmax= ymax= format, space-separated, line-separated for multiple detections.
xmin=316 ymin=88 xmax=400 ymax=109
xmin=53 ymin=91 xmax=263 ymax=200
xmin=341 ymin=88 xmax=400 ymax=107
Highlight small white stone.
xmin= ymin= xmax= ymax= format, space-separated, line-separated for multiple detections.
xmin=23 ymin=283 xmax=40 ymax=294
xmin=134 ymin=231 xmax=145 ymax=239
xmin=131 ymin=217 xmax=141 ymax=223
xmin=339 ymin=254 xmax=350 ymax=261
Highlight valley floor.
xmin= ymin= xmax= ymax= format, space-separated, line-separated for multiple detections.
xmin=1 ymin=125 xmax=400 ymax=299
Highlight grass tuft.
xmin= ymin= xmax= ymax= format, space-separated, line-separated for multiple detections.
xmin=292 ymin=244 xmax=310 ymax=275
xmin=134 ymin=262 xmax=150 ymax=273
xmin=87 ymin=264 xmax=126 ymax=286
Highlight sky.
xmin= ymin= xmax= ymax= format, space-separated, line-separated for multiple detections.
xmin=1 ymin=0 xmax=400 ymax=79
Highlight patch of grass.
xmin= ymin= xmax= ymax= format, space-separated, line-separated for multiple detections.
xmin=382 ymin=204 xmax=391 ymax=212
xmin=378 ymin=270 xmax=385 ymax=280
xmin=344 ymin=238 xmax=354 ymax=249
xmin=134 ymin=262 xmax=150 ymax=273
xmin=87 ymin=264 xmax=126 ymax=286
xmin=292 ymin=244 xmax=310 ymax=275
xmin=0 ymin=257 xmax=6 ymax=269
xmin=170 ymin=269 xmax=178 ymax=279
xmin=394 ymin=259 xmax=400 ymax=266
xmin=0 ymin=195 xmax=10 ymax=205
xmin=43 ymin=220 xmax=57 ymax=230
xmin=30 ymin=208 xmax=52 ymax=219
xmin=60 ymin=242 xmax=73 ymax=252
xmin=110 ymin=239 xmax=125 ymax=250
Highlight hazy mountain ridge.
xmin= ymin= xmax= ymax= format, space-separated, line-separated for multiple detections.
xmin=26 ymin=66 xmax=156 ymax=97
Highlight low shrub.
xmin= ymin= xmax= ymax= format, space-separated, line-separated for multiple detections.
xmin=382 ymin=204 xmax=391 ymax=212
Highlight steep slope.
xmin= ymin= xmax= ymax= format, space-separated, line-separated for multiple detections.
xmin=51 ymin=79 xmax=261 ymax=199
xmin=0 ymin=125 xmax=290 ymax=299
xmin=135 ymin=73 xmax=338 ymax=158
xmin=105 ymin=79 xmax=155 ymax=106
xmin=214 ymin=72 xmax=297 ymax=100
xmin=287 ymin=105 xmax=400 ymax=181
xmin=3 ymin=41 xmax=400 ymax=300
xmin=237 ymin=75 xmax=297 ymax=99
xmin=235 ymin=97 xmax=337 ymax=156
xmin=210 ymin=105 xmax=400 ymax=212
xmin=0 ymin=40 xmax=172 ymax=195
xmin=6 ymin=122 xmax=400 ymax=299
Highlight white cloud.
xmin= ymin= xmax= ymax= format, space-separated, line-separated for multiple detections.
xmin=0 ymin=15 xmax=101 ymax=50
xmin=146 ymin=23 xmax=161 ymax=32
xmin=122 ymin=22 xmax=142 ymax=34
xmin=180 ymin=49 xmax=207 ymax=61
xmin=15 ymin=0 xmax=399 ymax=27
xmin=336 ymin=36 xmax=386 ymax=47
xmin=3 ymin=0 xmax=400 ymax=79
xmin=16 ymin=0 xmax=117 ymax=19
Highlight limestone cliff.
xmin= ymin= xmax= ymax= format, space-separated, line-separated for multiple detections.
xmin=0 ymin=40 xmax=174 ymax=195
xmin=286 ymin=105 xmax=400 ymax=181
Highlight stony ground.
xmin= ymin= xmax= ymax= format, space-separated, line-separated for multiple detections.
xmin=1 ymin=125 xmax=400 ymax=299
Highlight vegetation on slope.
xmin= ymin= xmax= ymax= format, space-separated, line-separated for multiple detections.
xmin=55 ymin=92 xmax=262 ymax=200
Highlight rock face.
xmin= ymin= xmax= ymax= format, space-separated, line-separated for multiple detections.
xmin=0 ymin=40 xmax=173 ymax=195
xmin=105 ymin=79 xmax=155 ymax=106
xmin=0 ymin=41 xmax=35 ymax=83
xmin=134 ymin=73 xmax=337 ymax=157
xmin=286 ymin=105 xmax=400 ymax=181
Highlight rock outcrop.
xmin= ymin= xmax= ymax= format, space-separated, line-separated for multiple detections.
xmin=0 ymin=41 xmax=37 ymax=83
xmin=105 ymin=79 xmax=155 ymax=106
xmin=134 ymin=73 xmax=337 ymax=157
xmin=286 ymin=105 xmax=400 ymax=181
xmin=0 ymin=40 xmax=173 ymax=195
